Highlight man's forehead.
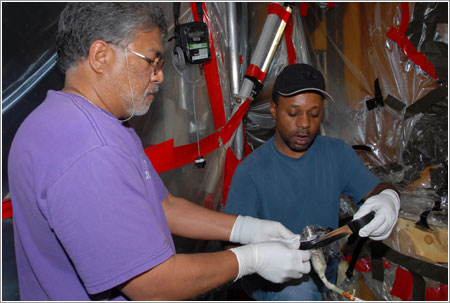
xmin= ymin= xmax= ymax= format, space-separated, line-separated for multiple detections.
xmin=133 ymin=28 xmax=163 ymax=53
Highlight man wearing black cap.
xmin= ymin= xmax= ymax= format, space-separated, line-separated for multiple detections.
xmin=224 ymin=64 xmax=400 ymax=300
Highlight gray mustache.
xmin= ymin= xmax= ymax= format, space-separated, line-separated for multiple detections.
xmin=145 ymin=85 xmax=159 ymax=97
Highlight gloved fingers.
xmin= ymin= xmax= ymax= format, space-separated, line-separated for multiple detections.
xmin=269 ymin=222 xmax=297 ymax=240
xmin=259 ymin=221 xmax=297 ymax=242
xmin=368 ymin=233 xmax=391 ymax=241
xmin=296 ymin=250 xmax=311 ymax=276
xmin=353 ymin=204 xmax=374 ymax=220
xmin=298 ymin=259 xmax=311 ymax=275
xmin=358 ymin=215 xmax=386 ymax=238
xmin=271 ymin=221 xmax=296 ymax=237
xmin=368 ymin=218 xmax=396 ymax=240
xmin=275 ymin=234 xmax=300 ymax=249
xmin=299 ymin=249 xmax=312 ymax=262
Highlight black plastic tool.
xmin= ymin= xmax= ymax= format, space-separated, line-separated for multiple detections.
xmin=299 ymin=211 xmax=375 ymax=250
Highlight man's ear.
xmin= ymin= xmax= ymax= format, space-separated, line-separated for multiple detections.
xmin=88 ymin=40 xmax=112 ymax=74
xmin=270 ymin=100 xmax=277 ymax=120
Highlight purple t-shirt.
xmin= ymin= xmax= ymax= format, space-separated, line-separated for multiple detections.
xmin=8 ymin=90 xmax=175 ymax=300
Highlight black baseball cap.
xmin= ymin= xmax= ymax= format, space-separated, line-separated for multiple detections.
xmin=272 ymin=63 xmax=334 ymax=103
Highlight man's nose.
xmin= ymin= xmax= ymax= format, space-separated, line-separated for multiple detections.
xmin=151 ymin=69 xmax=164 ymax=84
xmin=296 ymin=114 xmax=310 ymax=129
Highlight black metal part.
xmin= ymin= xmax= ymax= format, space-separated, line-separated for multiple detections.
xmin=366 ymin=78 xmax=384 ymax=111
xmin=347 ymin=211 xmax=374 ymax=234
xmin=299 ymin=212 xmax=375 ymax=250
xmin=194 ymin=156 xmax=206 ymax=168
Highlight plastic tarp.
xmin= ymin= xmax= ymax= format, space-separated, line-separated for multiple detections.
xmin=2 ymin=2 xmax=448 ymax=300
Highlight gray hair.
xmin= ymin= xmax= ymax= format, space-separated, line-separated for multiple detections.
xmin=56 ymin=2 xmax=167 ymax=73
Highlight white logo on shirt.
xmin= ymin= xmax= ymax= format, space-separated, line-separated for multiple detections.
xmin=142 ymin=156 xmax=152 ymax=180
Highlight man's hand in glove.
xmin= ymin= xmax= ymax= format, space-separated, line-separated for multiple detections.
xmin=229 ymin=215 xmax=300 ymax=249
xmin=354 ymin=189 xmax=400 ymax=241
xmin=229 ymin=242 xmax=311 ymax=283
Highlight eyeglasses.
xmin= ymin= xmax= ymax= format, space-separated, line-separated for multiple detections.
xmin=126 ymin=48 xmax=164 ymax=75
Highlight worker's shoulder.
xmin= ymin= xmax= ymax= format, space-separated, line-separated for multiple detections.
xmin=237 ymin=139 xmax=273 ymax=169
xmin=316 ymin=135 xmax=352 ymax=150
xmin=13 ymin=90 xmax=129 ymax=156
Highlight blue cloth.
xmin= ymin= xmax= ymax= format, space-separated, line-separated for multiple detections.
xmin=224 ymin=135 xmax=379 ymax=300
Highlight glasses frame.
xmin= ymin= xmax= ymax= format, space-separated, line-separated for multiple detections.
xmin=126 ymin=48 xmax=164 ymax=75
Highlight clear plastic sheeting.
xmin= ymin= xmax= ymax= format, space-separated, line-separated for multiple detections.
xmin=382 ymin=216 xmax=448 ymax=264
xmin=359 ymin=264 xmax=398 ymax=301
xmin=245 ymin=2 xmax=447 ymax=198
xmin=129 ymin=3 xmax=448 ymax=259
xmin=397 ymin=189 xmax=446 ymax=225
xmin=131 ymin=3 xmax=234 ymax=216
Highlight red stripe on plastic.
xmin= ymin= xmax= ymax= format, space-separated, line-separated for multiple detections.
xmin=2 ymin=199 xmax=12 ymax=219
xmin=386 ymin=3 xmax=437 ymax=80
xmin=221 ymin=148 xmax=241 ymax=206
xmin=390 ymin=266 xmax=413 ymax=301
xmin=219 ymin=99 xmax=251 ymax=144
xmin=245 ymin=64 xmax=266 ymax=83
xmin=267 ymin=3 xmax=291 ymax=23
xmin=190 ymin=2 xmax=226 ymax=129
xmin=399 ymin=2 xmax=410 ymax=34
xmin=327 ymin=2 xmax=336 ymax=8
xmin=190 ymin=2 xmax=200 ymax=22
xmin=285 ymin=15 xmax=296 ymax=65
xmin=145 ymin=99 xmax=251 ymax=173
xmin=243 ymin=124 xmax=253 ymax=157
xmin=300 ymin=3 xmax=308 ymax=16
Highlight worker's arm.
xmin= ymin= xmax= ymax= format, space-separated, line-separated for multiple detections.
xmin=162 ymin=192 xmax=300 ymax=247
xmin=118 ymin=241 xmax=311 ymax=300
xmin=118 ymin=250 xmax=237 ymax=301
xmin=162 ymin=192 xmax=236 ymax=241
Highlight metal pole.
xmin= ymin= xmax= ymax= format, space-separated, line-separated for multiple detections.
xmin=235 ymin=3 xmax=293 ymax=106
xmin=227 ymin=2 xmax=241 ymax=97
xmin=227 ymin=2 xmax=245 ymax=160
xmin=227 ymin=3 xmax=293 ymax=152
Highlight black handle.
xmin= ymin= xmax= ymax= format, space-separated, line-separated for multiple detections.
xmin=347 ymin=211 xmax=375 ymax=235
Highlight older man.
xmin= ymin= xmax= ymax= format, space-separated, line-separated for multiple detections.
xmin=8 ymin=3 xmax=311 ymax=301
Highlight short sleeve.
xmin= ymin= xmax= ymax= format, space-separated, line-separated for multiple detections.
xmin=147 ymin=157 xmax=168 ymax=203
xmin=339 ymin=143 xmax=379 ymax=203
xmin=224 ymin=164 xmax=260 ymax=218
xmin=46 ymin=146 xmax=174 ymax=294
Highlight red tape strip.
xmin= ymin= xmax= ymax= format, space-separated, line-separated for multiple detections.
xmin=145 ymin=99 xmax=250 ymax=173
xmin=2 ymin=199 xmax=12 ymax=219
xmin=245 ymin=64 xmax=266 ymax=83
xmin=300 ymin=3 xmax=308 ymax=16
xmin=267 ymin=3 xmax=291 ymax=23
xmin=399 ymin=2 xmax=410 ymax=34
xmin=285 ymin=15 xmax=296 ymax=64
xmin=386 ymin=3 xmax=437 ymax=80
xmin=190 ymin=2 xmax=227 ymax=129
xmin=221 ymin=147 xmax=241 ymax=206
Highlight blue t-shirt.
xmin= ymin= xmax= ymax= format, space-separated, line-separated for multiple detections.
xmin=224 ymin=136 xmax=379 ymax=234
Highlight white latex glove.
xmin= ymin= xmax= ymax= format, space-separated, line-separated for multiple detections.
xmin=229 ymin=242 xmax=311 ymax=283
xmin=354 ymin=189 xmax=400 ymax=241
xmin=229 ymin=215 xmax=300 ymax=249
